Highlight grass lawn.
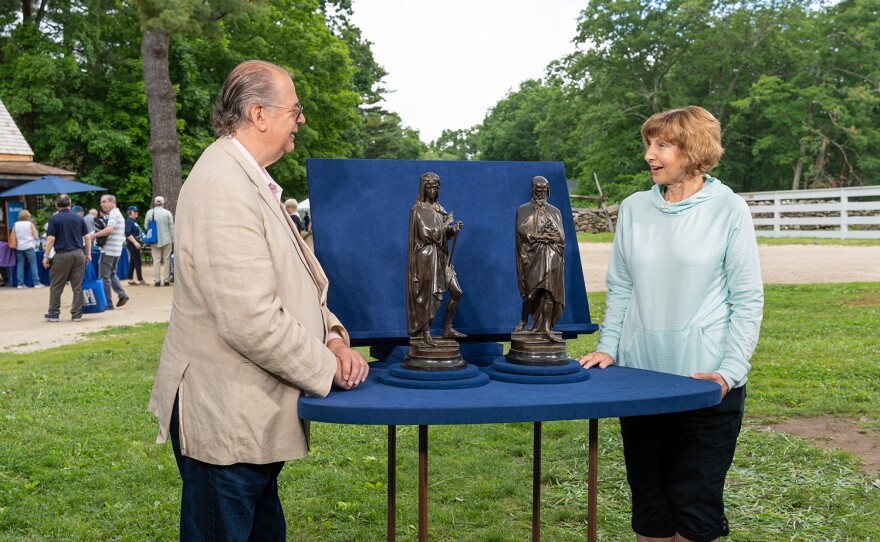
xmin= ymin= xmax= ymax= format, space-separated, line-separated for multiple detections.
xmin=1 ymin=283 xmax=879 ymax=540
xmin=576 ymin=231 xmax=880 ymax=246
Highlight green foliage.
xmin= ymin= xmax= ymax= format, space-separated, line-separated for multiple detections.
xmin=0 ymin=0 xmax=411 ymax=204
xmin=463 ymin=0 xmax=880 ymax=203
xmin=360 ymin=107 xmax=426 ymax=160
xmin=426 ymin=127 xmax=479 ymax=160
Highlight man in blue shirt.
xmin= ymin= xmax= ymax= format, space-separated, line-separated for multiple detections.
xmin=42 ymin=194 xmax=92 ymax=322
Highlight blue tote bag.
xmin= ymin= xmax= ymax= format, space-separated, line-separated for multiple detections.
xmin=143 ymin=219 xmax=158 ymax=245
xmin=82 ymin=262 xmax=108 ymax=314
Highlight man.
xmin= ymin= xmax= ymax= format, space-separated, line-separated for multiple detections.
xmin=406 ymin=172 xmax=466 ymax=346
xmin=124 ymin=206 xmax=145 ymax=285
xmin=148 ymin=60 xmax=369 ymax=541
xmin=144 ymin=195 xmax=174 ymax=286
xmin=42 ymin=194 xmax=91 ymax=322
xmin=94 ymin=194 xmax=130 ymax=309
xmin=513 ymin=176 xmax=565 ymax=342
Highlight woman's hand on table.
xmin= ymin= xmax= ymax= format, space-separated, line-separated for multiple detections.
xmin=578 ymin=351 xmax=614 ymax=369
xmin=690 ymin=371 xmax=729 ymax=397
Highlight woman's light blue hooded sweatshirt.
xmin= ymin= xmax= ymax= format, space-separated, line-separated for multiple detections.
xmin=596 ymin=175 xmax=763 ymax=389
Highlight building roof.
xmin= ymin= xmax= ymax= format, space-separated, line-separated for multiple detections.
xmin=0 ymin=99 xmax=34 ymax=158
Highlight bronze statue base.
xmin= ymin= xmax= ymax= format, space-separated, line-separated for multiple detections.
xmin=506 ymin=330 xmax=570 ymax=366
xmin=402 ymin=337 xmax=467 ymax=371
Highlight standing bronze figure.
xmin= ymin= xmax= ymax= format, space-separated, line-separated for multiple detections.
xmin=508 ymin=176 xmax=570 ymax=365
xmin=404 ymin=172 xmax=467 ymax=371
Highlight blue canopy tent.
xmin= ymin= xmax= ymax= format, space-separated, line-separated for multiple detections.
xmin=0 ymin=175 xmax=106 ymax=197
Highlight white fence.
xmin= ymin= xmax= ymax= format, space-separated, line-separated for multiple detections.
xmin=739 ymin=185 xmax=880 ymax=239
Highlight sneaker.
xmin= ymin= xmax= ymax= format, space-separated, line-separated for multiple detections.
xmin=34 ymin=283 xmax=45 ymax=289
xmin=154 ymin=281 xmax=161 ymax=287
xmin=44 ymin=313 xmax=59 ymax=323
xmin=163 ymin=281 xmax=170 ymax=286
xmin=17 ymin=285 xmax=25 ymax=289
xmin=72 ymin=316 xmax=82 ymax=322
xmin=137 ymin=281 xmax=147 ymax=286
xmin=116 ymin=296 xmax=130 ymax=308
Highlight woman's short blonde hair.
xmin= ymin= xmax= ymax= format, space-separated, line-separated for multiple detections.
xmin=18 ymin=210 xmax=31 ymax=220
xmin=641 ymin=106 xmax=724 ymax=175
xmin=284 ymin=198 xmax=298 ymax=211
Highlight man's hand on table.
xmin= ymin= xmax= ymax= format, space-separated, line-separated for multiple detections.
xmin=327 ymin=338 xmax=369 ymax=390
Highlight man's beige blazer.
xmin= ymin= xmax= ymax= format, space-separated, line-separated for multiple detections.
xmin=148 ymin=137 xmax=346 ymax=465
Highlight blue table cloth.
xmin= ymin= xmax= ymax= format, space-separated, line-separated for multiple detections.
xmin=299 ymin=365 xmax=722 ymax=426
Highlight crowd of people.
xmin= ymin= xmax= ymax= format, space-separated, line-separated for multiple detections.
xmin=6 ymin=192 xmax=175 ymax=322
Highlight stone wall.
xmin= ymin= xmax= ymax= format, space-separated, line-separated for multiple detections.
xmin=572 ymin=205 xmax=619 ymax=233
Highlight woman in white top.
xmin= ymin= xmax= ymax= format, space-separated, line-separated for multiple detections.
xmin=12 ymin=210 xmax=44 ymax=288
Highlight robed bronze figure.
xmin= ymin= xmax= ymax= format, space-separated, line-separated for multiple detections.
xmin=404 ymin=172 xmax=467 ymax=371
xmin=508 ymin=176 xmax=569 ymax=365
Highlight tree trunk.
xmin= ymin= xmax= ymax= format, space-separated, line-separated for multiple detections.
xmin=141 ymin=28 xmax=182 ymax=214
xmin=791 ymin=140 xmax=807 ymax=191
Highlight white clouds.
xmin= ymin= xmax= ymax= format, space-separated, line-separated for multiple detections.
xmin=350 ymin=0 xmax=585 ymax=143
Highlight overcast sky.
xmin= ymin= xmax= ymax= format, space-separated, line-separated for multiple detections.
xmin=349 ymin=0 xmax=587 ymax=144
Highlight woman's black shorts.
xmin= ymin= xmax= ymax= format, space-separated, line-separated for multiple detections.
xmin=619 ymin=385 xmax=746 ymax=542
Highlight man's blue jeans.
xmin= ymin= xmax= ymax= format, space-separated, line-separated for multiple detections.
xmin=170 ymin=397 xmax=287 ymax=541
xmin=16 ymin=248 xmax=40 ymax=285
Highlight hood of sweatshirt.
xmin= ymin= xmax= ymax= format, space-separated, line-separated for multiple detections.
xmin=651 ymin=174 xmax=728 ymax=215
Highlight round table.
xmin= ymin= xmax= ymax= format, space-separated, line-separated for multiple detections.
xmin=299 ymin=363 xmax=721 ymax=541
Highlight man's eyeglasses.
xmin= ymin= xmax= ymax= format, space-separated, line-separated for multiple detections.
xmin=265 ymin=103 xmax=304 ymax=119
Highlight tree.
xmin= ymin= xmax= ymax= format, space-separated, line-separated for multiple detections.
xmin=427 ymin=128 xmax=479 ymax=161
xmin=360 ymin=107 xmax=425 ymax=159
xmin=478 ymin=79 xmax=556 ymax=162
xmin=132 ymin=0 xmax=263 ymax=214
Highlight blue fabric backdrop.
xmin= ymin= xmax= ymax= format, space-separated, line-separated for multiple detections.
xmin=305 ymin=159 xmax=598 ymax=345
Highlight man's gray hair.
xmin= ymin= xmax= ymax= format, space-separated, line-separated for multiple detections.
xmin=212 ymin=60 xmax=290 ymax=137
xmin=56 ymin=194 xmax=71 ymax=208
xmin=101 ymin=194 xmax=117 ymax=204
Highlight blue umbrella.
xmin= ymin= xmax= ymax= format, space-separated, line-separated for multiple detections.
xmin=0 ymin=175 xmax=106 ymax=197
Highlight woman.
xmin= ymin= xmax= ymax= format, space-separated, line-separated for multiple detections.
xmin=11 ymin=210 xmax=44 ymax=289
xmin=579 ymin=106 xmax=763 ymax=542
xmin=125 ymin=205 xmax=146 ymax=285
xmin=284 ymin=198 xmax=305 ymax=233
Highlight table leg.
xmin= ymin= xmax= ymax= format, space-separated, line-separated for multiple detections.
xmin=388 ymin=425 xmax=396 ymax=542
xmin=588 ymin=418 xmax=598 ymax=542
xmin=533 ymin=421 xmax=541 ymax=541
xmin=419 ymin=424 xmax=428 ymax=542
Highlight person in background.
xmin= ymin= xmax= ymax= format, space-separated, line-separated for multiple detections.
xmin=94 ymin=194 xmax=130 ymax=309
xmin=579 ymin=105 xmax=763 ymax=542
xmin=11 ymin=209 xmax=44 ymax=289
xmin=145 ymin=196 xmax=174 ymax=286
xmin=82 ymin=207 xmax=97 ymax=241
xmin=42 ymin=194 xmax=91 ymax=322
xmin=148 ymin=59 xmax=368 ymax=541
xmin=125 ymin=206 xmax=146 ymax=285
xmin=284 ymin=198 xmax=305 ymax=233
xmin=303 ymin=210 xmax=311 ymax=232
xmin=72 ymin=206 xmax=89 ymax=256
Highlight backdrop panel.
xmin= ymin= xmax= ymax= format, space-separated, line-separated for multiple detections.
xmin=306 ymin=159 xmax=598 ymax=345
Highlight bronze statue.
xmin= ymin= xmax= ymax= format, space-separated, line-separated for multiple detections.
xmin=403 ymin=172 xmax=467 ymax=371
xmin=514 ymin=176 xmax=565 ymax=341
xmin=406 ymin=172 xmax=466 ymax=345
xmin=508 ymin=176 xmax=569 ymax=366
